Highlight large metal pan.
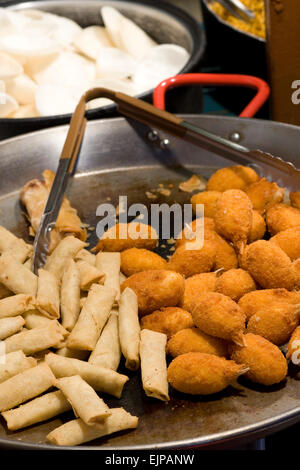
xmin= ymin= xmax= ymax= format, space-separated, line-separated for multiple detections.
xmin=0 ymin=115 xmax=300 ymax=449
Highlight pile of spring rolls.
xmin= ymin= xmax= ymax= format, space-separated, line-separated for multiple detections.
xmin=0 ymin=226 xmax=169 ymax=446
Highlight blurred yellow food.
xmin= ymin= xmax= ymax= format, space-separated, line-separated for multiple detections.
xmin=209 ymin=0 xmax=266 ymax=39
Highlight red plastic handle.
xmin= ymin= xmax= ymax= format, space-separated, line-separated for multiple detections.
xmin=153 ymin=73 xmax=270 ymax=118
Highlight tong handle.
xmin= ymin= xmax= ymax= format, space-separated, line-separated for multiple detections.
xmin=114 ymin=91 xmax=185 ymax=136
xmin=63 ymin=87 xmax=300 ymax=184
xmin=60 ymin=99 xmax=87 ymax=173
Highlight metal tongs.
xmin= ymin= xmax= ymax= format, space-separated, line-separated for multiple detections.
xmin=32 ymin=87 xmax=300 ymax=273
xmin=213 ymin=0 xmax=255 ymax=22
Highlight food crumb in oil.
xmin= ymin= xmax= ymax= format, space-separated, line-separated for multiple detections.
xmin=179 ymin=175 xmax=206 ymax=193
xmin=145 ymin=191 xmax=158 ymax=200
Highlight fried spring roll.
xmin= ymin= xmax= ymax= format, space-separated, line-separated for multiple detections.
xmin=0 ymin=283 xmax=12 ymax=300
xmin=0 ymin=350 xmax=37 ymax=384
xmin=0 ymin=363 xmax=56 ymax=412
xmin=76 ymin=260 xmax=105 ymax=291
xmin=2 ymin=390 xmax=72 ymax=431
xmin=67 ymin=285 xmax=116 ymax=351
xmin=119 ymin=288 xmax=140 ymax=371
xmin=45 ymin=353 xmax=128 ymax=398
xmin=23 ymin=257 xmax=33 ymax=271
xmin=140 ymin=329 xmax=169 ymax=401
xmin=20 ymin=171 xmax=85 ymax=252
xmin=23 ymin=310 xmax=68 ymax=338
xmin=88 ymin=310 xmax=121 ymax=370
xmin=0 ymin=253 xmax=38 ymax=295
xmin=43 ymin=169 xmax=85 ymax=238
xmin=0 ymin=316 xmax=25 ymax=340
xmin=55 ymin=346 xmax=89 ymax=361
xmin=0 ymin=226 xmax=32 ymax=263
xmin=0 ymin=294 xmax=34 ymax=319
xmin=36 ymin=269 xmax=60 ymax=319
xmin=4 ymin=321 xmax=65 ymax=355
xmin=44 ymin=236 xmax=87 ymax=281
xmin=75 ymin=249 xmax=96 ymax=266
xmin=56 ymin=375 xmax=111 ymax=425
xmin=95 ymin=252 xmax=121 ymax=302
xmin=20 ymin=177 xmax=61 ymax=248
xmin=4 ymin=242 xmax=32 ymax=264
xmin=47 ymin=407 xmax=138 ymax=446
xmin=60 ymin=260 xmax=80 ymax=332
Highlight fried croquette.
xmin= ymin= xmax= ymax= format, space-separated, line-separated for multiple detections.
xmin=214 ymin=189 xmax=253 ymax=251
xmin=191 ymin=292 xmax=246 ymax=345
xmin=238 ymin=245 xmax=249 ymax=271
xmin=215 ymin=269 xmax=256 ymax=301
xmin=230 ymin=333 xmax=288 ymax=385
xmin=286 ymin=326 xmax=300 ymax=361
xmin=120 ymin=248 xmax=166 ymax=276
xmin=191 ymin=191 xmax=221 ymax=218
xmin=249 ymin=210 xmax=266 ymax=242
xmin=247 ymin=303 xmax=299 ymax=345
xmin=266 ymin=204 xmax=300 ymax=235
xmin=167 ymin=240 xmax=215 ymax=278
xmin=238 ymin=288 xmax=300 ymax=321
xmin=270 ymin=227 xmax=300 ymax=260
xmin=94 ymin=222 xmax=158 ymax=252
xmin=245 ymin=178 xmax=284 ymax=213
xmin=180 ymin=272 xmax=217 ymax=312
xmin=140 ymin=307 xmax=193 ymax=339
xmin=121 ymin=270 xmax=184 ymax=317
xmin=167 ymin=327 xmax=228 ymax=358
xmin=289 ymin=191 xmax=300 ymax=210
xmin=245 ymin=240 xmax=295 ymax=290
xmin=206 ymin=165 xmax=259 ymax=192
xmin=167 ymin=352 xmax=247 ymax=395
xmin=175 ymin=217 xmax=216 ymax=247
xmin=292 ymin=259 xmax=300 ymax=289
xmin=213 ymin=233 xmax=238 ymax=271
xmin=176 ymin=220 xmax=237 ymax=272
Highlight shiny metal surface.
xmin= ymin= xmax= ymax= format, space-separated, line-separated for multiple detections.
xmin=214 ymin=0 xmax=255 ymax=22
xmin=0 ymin=115 xmax=300 ymax=449
xmin=32 ymin=160 xmax=71 ymax=273
xmin=203 ymin=0 xmax=265 ymax=42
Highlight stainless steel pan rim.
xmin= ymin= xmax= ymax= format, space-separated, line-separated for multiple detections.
xmin=0 ymin=405 xmax=299 ymax=450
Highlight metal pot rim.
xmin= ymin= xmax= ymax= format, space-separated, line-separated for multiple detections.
xmin=1 ymin=0 xmax=205 ymax=122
